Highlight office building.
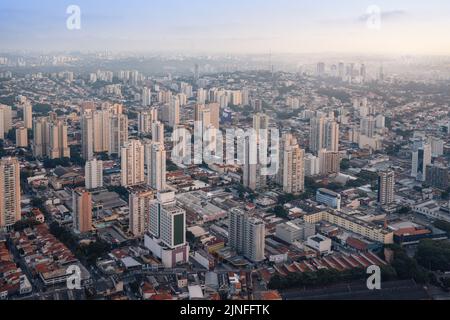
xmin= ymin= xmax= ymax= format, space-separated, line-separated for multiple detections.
xmin=411 ymin=143 xmax=432 ymax=182
xmin=426 ymin=164 xmax=449 ymax=190
xmin=316 ymin=188 xmax=341 ymax=210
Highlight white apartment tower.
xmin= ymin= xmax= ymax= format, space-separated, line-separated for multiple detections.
xmin=228 ymin=208 xmax=265 ymax=262
xmin=145 ymin=142 xmax=166 ymax=191
xmin=85 ymin=159 xmax=103 ymax=190
xmin=121 ymin=139 xmax=145 ymax=187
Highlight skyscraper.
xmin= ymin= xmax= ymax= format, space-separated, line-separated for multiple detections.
xmin=243 ymin=113 xmax=270 ymax=191
xmin=142 ymin=87 xmax=152 ymax=106
xmin=149 ymin=191 xmax=186 ymax=249
xmin=411 ymin=143 xmax=431 ymax=182
xmin=425 ymin=164 xmax=449 ymax=190
xmin=129 ymin=186 xmax=154 ymax=237
xmin=309 ymin=117 xmax=324 ymax=154
xmin=310 ymin=117 xmax=339 ymax=154
xmin=0 ymin=157 xmax=21 ymax=229
xmin=32 ymin=117 xmax=48 ymax=158
xmin=46 ymin=120 xmax=70 ymax=159
xmin=378 ymin=170 xmax=395 ymax=206
xmin=207 ymin=103 xmax=220 ymax=130
xmin=319 ymin=149 xmax=340 ymax=175
xmin=168 ymin=98 xmax=180 ymax=127
xmin=81 ymin=113 xmax=94 ymax=161
xmin=15 ymin=127 xmax=28 ymax=148
xmin=121 ymin=139 xmax=145 ymax=187
xmin=0 ymin=104 xmax=12 ymax=140
xmin=72 ymin=188 xmax=92 ymax=233
xmin=324 ymin=120 xmax=339 ymax=152
xmin=228 ymin=208 xmax=265 ymax=262
xmin=85 ymin=159 xmax=103 ymax=190
xmin=150 ymin=121 xmax=164 ymax=145
xmin=283 ymin=144 xmax=305 ymax=195
xmin=93 ymin=109 xmax=111 ymax=153
xmin=109 ymin=113 xmax=128 ymax=156
xmin=23 ymin=102 xmax=33 ymax=129
xmin=360 ymin=116 xmax=376 ymax=138
xmin=145 ymin=142 xmax=166 ymax=191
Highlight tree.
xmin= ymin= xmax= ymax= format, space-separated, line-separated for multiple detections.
xmin=273 ymin=205 xmax=288 ymax=218
xmin=340 ymin=159 xmax=350 ymax=170
xmin=415 ymin=239 xmax=450 ymax=272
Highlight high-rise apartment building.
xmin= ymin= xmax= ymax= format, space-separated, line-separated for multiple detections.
xmin=85 ymin=159 xmax=103 ymax=190
xmin=129 ymin=186 xmax=154 ymax=237
xmin=15 ymin=127 xmax=28 ymax=148
xmin=283 ymin=144 xmax=305 ymax=195
xmin=23 ymin=102 xmax=33 ymax=129
xmin=0 ymin=104 xmax=12 ymax=140
xmin=46 ymin=120 xmax=70 ymax=159
xmin=377 ymin=170 xmax=395 ymax=206
xmin=109 ymin=113 xmax=128 ymax=156
xmin=228 ymin=208 xmax=265 ymax=262
xmin=81 ymin=113 xmax=94 ymax=161
xmin=145 ymin=142 xmax=166 ymax=191
xmin=121 ymin=139 xmax=145 ymax=187
xmin=310 ymin=117 xmax=339 ymax=154
xmin=0 ymin=157 xmax=21 ymax=229
xmin=72 ymin=188 xmax=92 ymax=233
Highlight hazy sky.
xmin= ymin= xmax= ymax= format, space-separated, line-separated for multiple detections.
xmin=1 ymin=0 xmax=450 ymax=54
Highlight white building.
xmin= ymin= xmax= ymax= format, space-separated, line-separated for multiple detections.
xmin=85 ymin=159 xmax=103 ymax=190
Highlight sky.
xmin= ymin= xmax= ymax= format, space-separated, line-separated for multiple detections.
xmin=1 ymin=0 xmax=450 ymax=55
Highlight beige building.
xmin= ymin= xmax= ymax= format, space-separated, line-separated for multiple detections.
xmin=109 ymin=113 xmax=128 ymax=156
xmin=23 ymin=102 xmax=33 ymax=129
xmin=283 ymin=144 xmax=305 ymax=195
xmin=0 ymin=104 xmax=12 ymax=140
xmin=46 ymin=120 xmax=70 ymax=159
xmin=129 ymin=186 xmax=154 ymax=237
xmin=72 ymin=188 xmax=92 ymax=233
xmin=304 ymin=210 xmax=394 ymax=244
xmin=121 ymin=139 xmax=145 ymax=187
xmin=16 ymin=127 xmax=28 ymax=148
xmin=0 ymin=157 xmax=21 ymax=229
